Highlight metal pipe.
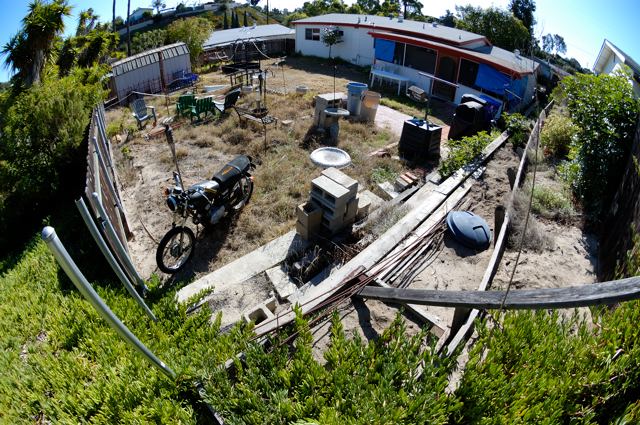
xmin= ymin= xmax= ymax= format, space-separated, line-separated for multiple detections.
xmin=76 ymin=198 xmax=157 ymax=322
xmin=91 ymin=192 xmax=146 ymax=290
xmin=41 ymin=226 xmax=176 ymax=380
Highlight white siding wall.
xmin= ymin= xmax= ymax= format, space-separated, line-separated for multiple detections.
xmin=295 ymin=25 xmax=374 ymax=66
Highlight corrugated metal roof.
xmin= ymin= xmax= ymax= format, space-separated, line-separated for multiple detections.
xmin=293 ymin=13 xmax=484 ymax=46
xmin=203 ymin=24 xmax=294 ymax=49
xmin=111 ymin=42 xmax=190 ymax=76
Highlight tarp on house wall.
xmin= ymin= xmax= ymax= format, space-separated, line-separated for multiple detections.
xmin=374 ymin=38 xmax=395 ymax=62
xmin=475 ymin=63 xmax=526 ymax=102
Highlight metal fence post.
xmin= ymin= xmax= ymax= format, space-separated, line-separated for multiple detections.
xmin=41 ymin=226 xmax=176 ymax=380
xmin=91 ymin=192 xmax=146 ymax=290
xmin=76 ymin=198 xmax=157 ymax=322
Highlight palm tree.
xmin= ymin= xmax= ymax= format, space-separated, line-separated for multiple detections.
xmin=1 ymin=0 xmax=71 ymax=86
xmin=112 ymin=0 xmax=116 ymax=32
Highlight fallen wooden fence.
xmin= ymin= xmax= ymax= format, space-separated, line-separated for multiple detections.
xmin=356 ymin=276 xmax=640 ymax=309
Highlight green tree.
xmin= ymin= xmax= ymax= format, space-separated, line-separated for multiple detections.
xmin=321 ymin=26 xmax=342 ymax=59
xmin=439 ymin=9 xmax=455 ymax=27
xmin=401 ymin=0 xmax=423 ymax=19
xmin=151 ymin=0 xmax=165 ymax=14
xmin=455 ymin=5 xmax=529 ymax=52
xmin=131 ymin=29 xmax=166 ymax=54
xmin=1 ymin=0 xmax=71 ymax=87
xmin=356 ymin=0 xmax=380 ymax=14
xmin=553 ymin=71 xmax=640 ymax=216
xmin=509 ymin=0 xmax=536 ymax=49
xmin=379 ymin=0 xmax=400 ymax=16
xmin=166 ymin=17 xmax=213 ymax=65
xmin=223 ymin=10 xmax=229 ymax=29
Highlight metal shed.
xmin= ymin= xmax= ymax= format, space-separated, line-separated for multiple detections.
xmin=110 ymin=42 xmax=191 ymax=104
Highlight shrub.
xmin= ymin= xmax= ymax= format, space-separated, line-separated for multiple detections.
xmin=531 ymin=184 xmax=574 ymax=219
xmin=502 ymin=112 xmax=529 ymax=147
xmin=552 ymin=71 xmax=640 ymax=217
xmin=439 ymin=131 xmax=494 ymax=178
xmin=541 ymin=112 xmax=578 ymax=158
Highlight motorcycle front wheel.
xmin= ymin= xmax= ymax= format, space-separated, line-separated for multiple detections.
xmin=156 ymin=226 xmax=195 ymax=274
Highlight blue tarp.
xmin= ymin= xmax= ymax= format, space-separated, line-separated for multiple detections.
xmin=475 ymin=63 xmax=526 ymax=102
xmin=374 ymin=39 xmax=395 ymax=63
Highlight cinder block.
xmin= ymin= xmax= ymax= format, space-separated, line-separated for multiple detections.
xmin=345 ymin=197 xmax=358 ymax=222
xmin=297 ymin=219 xmax=321 ymax=241
xmin=242 ymin=296 xmax=278 ymax=324
xmin=311 ymin=175 xmax=351 ymax=208
xmin=356 ymin=195 xmax=371 ymax=219
xmin=322 ymin=167 xmax=358 ymax=196
xmin=296 ymin=201 xmax=322 ymax=229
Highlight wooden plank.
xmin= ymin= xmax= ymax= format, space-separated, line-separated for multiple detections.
xmin=372 ymin=279 xmax=446 ymax=337
xmin=357 ymin=276 xmax=640 ymax=309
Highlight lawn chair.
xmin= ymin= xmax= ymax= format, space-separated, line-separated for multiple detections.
xmin=131 ymin=98 xmax=156 ymax=129
xmin=188 ymin=97 xmax=214 ymax=122
xmin=176 ymin=94 xmax=195 ymax=118
xmin=213 ymin=89 xmax=241 ymax=115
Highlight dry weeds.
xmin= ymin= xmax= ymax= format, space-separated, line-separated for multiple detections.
xmin=508 ymin=188 xmax=554 ymax=252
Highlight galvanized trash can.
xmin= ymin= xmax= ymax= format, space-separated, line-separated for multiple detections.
xmin=346 ymin=82 xmax=368 ymax=116
xmin=360 ymin=91 xmax=381 ymax=123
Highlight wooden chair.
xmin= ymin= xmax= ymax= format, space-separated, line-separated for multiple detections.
xmin=131 ymin=98 xmax=156 ymax=129
xmin=213 ymin=89 xmax=241 ymax=115
xmin=188 ymin=97 xmax=214 ymax=122
xmin=176 ymin=94 xmax=195 ymax=118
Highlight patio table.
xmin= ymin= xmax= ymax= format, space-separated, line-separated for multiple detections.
xmin=370 ymin=69 xmax=411 ymax=96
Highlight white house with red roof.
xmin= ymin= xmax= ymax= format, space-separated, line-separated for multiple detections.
xmin=293 ymin=13 xmax=538 ymax=111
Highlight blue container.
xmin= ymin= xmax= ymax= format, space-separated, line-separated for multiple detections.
xmin=346 ymin=82 xmax=368 ymax=116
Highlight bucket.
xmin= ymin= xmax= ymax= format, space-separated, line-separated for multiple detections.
xmin=346 ymin=82 xmax=368 ymax=116
xmin=360 ymin=91 xmax=381 ymax=122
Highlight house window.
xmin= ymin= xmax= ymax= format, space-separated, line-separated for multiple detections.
xmin=404 ymin=45 xmax=437 ymax=74
xmin=458 ymin=59 xmax=480 ymax=87
xmin=305 ymin=28 xmax=320 ymax=41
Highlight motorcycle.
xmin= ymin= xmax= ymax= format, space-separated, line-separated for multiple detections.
xmin=156 ymin=119 xmax=255 ymax=274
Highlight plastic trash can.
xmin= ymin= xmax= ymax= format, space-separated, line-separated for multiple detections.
xmin=346 ymin=82 xmax=368 ymax=116
xmin=360 ymin=91 xmax=381 ymax=123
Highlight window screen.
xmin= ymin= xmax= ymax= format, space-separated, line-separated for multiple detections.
xmin=404 ymin=45 xmax=436 ymax=73
xmin=458 ymin=59 xmax=479 ymax=87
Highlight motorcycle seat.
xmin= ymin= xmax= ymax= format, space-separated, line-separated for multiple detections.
xmin=212 ymin=155 xmax=251 ymax=189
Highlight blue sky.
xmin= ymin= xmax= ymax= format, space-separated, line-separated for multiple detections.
xmin=1 ymin=0 xmax=639 ymax=82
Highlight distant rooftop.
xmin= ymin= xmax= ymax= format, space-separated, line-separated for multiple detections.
xmin=111 ymin=43 xmax=190 ymax=76
xmin=292 ymin=13 xmax=486 ymax=47
xmin=203 ymin=24 xmax=294 ymax=49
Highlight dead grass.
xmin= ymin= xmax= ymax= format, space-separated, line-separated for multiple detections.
xmin=508 ymin=188 xmax=554 ymax=252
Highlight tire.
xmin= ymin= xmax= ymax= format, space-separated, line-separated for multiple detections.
xmin=156 ymin=226 xmax=195 ymax=274
xmin=229 ymin=176 xmax=253 ymax=212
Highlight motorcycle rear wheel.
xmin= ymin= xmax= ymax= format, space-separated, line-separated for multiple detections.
xmin=156 ymin=226 xmax=195 ymax=274
xmin=230 ymin=176 xmax=254 ymax=211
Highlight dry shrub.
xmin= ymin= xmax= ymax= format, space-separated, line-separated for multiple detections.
xmin=508 ymin=188 xmax=553 ymax=252
xmin=359 ymin=203 xmax=409 ymax=245
xmin=224 ymin=127 xmax=252 ymax=145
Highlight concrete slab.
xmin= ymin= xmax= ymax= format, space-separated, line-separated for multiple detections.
xmin=374 ymin=104 xmax=412 ymax=138
xmin=176 ymin=230 xmax=308 ymax=303
xmin=266 ymin=266 xmax=298 ymax=301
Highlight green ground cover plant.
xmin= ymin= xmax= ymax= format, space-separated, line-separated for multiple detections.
xmin=439 ymin=131 xmax=495 ymax=178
